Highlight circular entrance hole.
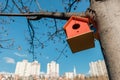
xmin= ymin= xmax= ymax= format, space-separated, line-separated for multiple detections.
xmin=72 ymin=24 xmax=80 ymax=30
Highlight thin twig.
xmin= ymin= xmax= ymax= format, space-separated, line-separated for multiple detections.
xmin=55 ymin=44 xmax=68 ymax=62
xmin=27 ymin=19 xmax=35 ymax=61
xmin=12 ymin=0 xmax=23 ymax=13
xmin=35 ymin=0 xmax=42 ymax=11
xmin=1 ymin=0 xmax=9 ymax=12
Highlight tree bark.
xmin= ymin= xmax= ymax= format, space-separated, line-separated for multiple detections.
xmin=90 ymin=0 xmax=120 ymax=80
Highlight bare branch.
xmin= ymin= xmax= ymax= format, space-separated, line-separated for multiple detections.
xmin=55 ymin=44 xmax=68 ymax=62
xmin=45 ymin=29 xmax=63 ymax=42
xmin=67 ymin=0 xmax=78 ymax=12
xmin=12 ymin=0 xmax=23 ymax=13
xmin=27 ymin=19 xmax=35 ymax=61
xmin=0 ymin=12 xmax=86 ymax=20
xmin=1 ymin=0 xmax=9 ymax=12
xmin=0 ymin=39 xmax=13 ymax=42
xmin=35 ymin=0 xmax=42 ymax=11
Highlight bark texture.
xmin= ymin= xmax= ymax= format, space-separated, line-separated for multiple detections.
xmin=90 ymin=0 xmax=120 ymax=80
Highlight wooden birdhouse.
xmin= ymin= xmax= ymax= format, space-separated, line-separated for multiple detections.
xmin=63 ymin=16 xmax=94 ymax=53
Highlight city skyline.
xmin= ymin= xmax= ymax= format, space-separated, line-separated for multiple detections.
xmin=0 ymin=60 xmax=109 ymax=80
xmin=0 ymin=59 xmax=106 ymax=76
xmin=0 ymin=59 xmax=108 ymax=80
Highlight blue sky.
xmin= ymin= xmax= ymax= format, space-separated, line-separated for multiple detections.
xmin=0 ymin=0 xmax=104 ymax=75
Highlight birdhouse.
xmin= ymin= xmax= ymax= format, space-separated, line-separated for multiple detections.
xmin=63 ymin=16 xmax=95 ymax=53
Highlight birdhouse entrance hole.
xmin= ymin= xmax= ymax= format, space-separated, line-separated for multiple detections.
xmin=72 ymin=24 xmax=80 ymax=30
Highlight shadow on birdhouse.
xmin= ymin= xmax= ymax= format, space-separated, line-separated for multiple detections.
xmin=63 ymin=16 xmax=95 ymax=53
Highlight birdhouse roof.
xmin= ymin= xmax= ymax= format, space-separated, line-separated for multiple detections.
xmin=63 ymin=16 xmax=89 ymax=30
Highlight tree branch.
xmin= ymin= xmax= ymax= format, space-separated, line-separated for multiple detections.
xmin=0 ymin=12 xmax=86 ymax=20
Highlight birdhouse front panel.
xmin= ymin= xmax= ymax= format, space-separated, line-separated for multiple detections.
xmin=65 ymin=20 xmax=91 ymax=38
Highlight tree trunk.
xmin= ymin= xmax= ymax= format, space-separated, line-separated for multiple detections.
xmin=90 ymin=0 xmax=120 ymax=80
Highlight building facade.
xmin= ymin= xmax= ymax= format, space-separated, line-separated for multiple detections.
xmin=89 ymin=60 xmax=108 ymax=76
xmin=64 ymin=66 xmax=77 ymax=79
xmin=47 ymin=61 xmax=59 ymax=78
xmin=15 ymin=60 xmax=40 ymax=77
xmin=64 ymin=72 xmax=74 ymax=79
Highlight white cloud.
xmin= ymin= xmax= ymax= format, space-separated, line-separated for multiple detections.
xmin=14 ymin=52 xmax=27 ymax=57
xmin=3 ymin=57 xmax=15 ymax=64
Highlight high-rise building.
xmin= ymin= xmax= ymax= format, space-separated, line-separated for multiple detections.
xmin=64 ymin=66 xmax=77 ymax=79
xmin=89 ymin=60 xmax=108 ymax=76
xmin=64 ymin=72 xmax=74 ymax=79
xmin=15 ymin=60 xmax=40 ymax=76
xmin=73 ymin=66 xmax=76 ymax=77
xmin=47 ymin=61 xmax=59 ymax=78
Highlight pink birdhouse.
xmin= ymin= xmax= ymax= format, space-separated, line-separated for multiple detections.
xmin=63 ymin=16 xmax=94 ymax=53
